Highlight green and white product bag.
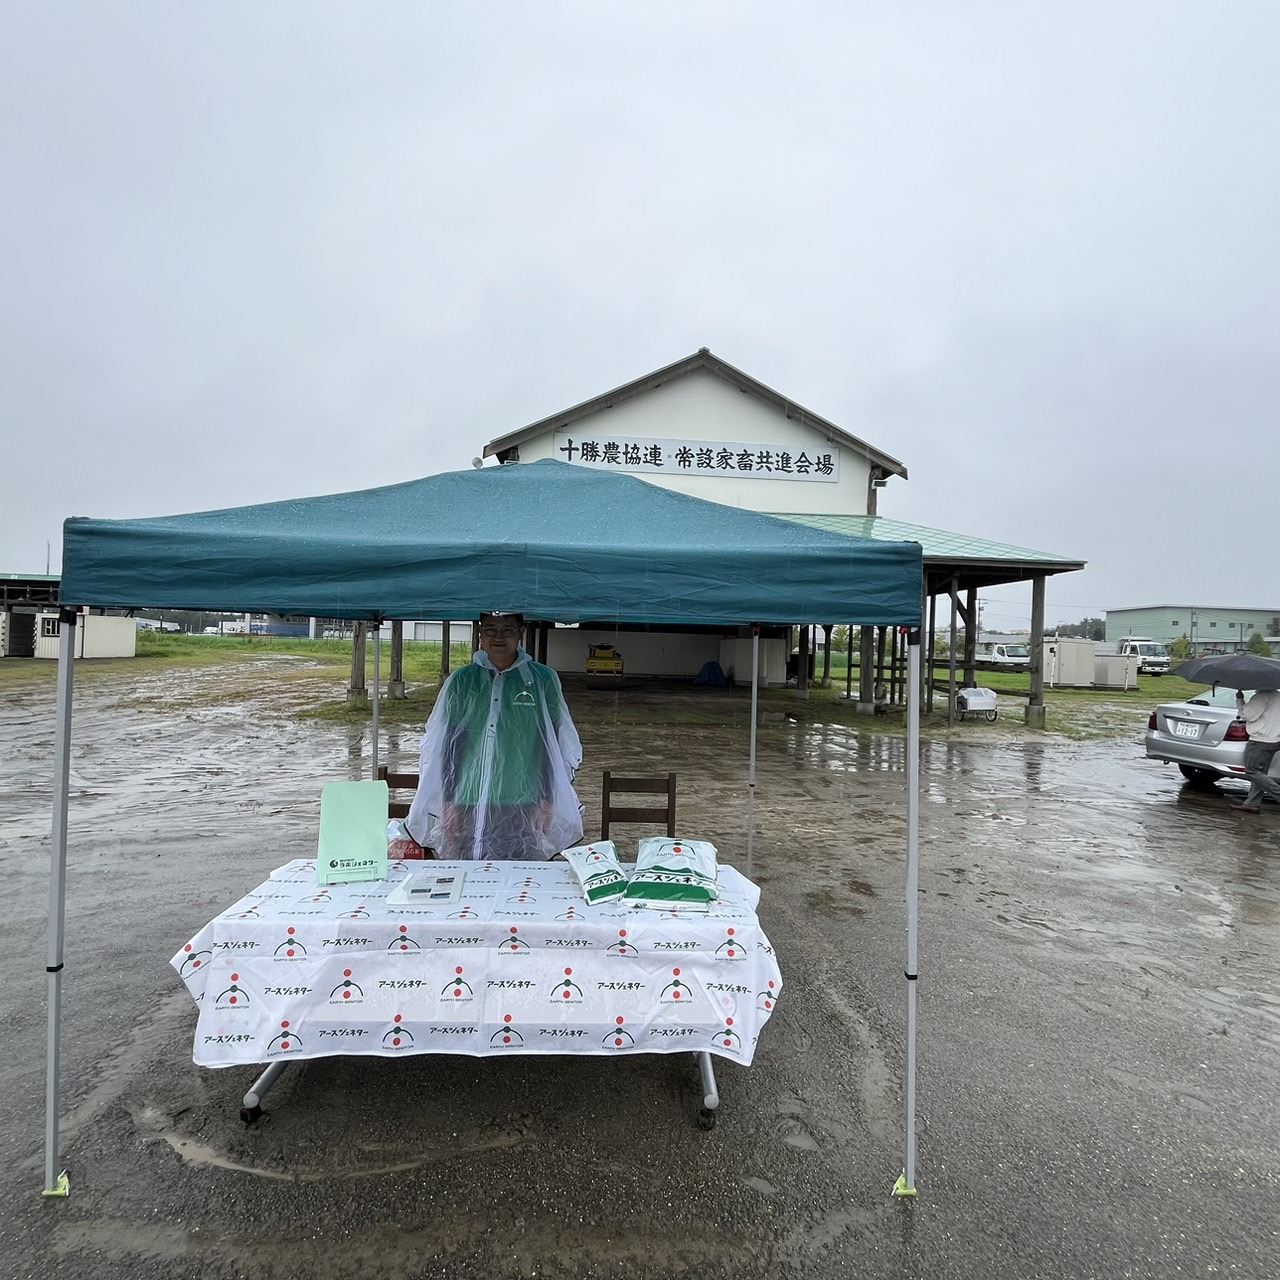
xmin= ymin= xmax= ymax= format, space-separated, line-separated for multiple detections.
xmin=623 ymin=837 xmax=720 ymax=910
xmin=561 ymin=840 xmax=628 ymax=904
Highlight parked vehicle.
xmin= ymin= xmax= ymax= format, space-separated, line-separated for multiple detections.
xmin=1145 ymin=685 xmax=1280 ymax=787
xmin=1101 ymin=637 xmax=1170 ymax=675
xmin=585 ymin=643 xmax=624 ymax=678
xmin=976 ymin=642 xmax=1030 ymax=671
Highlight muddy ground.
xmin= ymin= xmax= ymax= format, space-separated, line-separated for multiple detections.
xmin=1 ymin=656 xmax=1278 ymax=1280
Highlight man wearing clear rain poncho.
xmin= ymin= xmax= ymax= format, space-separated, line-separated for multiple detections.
xmin=405 ymin=612 xmax=584 ymax=860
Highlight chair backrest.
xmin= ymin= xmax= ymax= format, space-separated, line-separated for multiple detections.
xmin=601 ymin=770 xmax=677 ymax=840
xmin=375 ymin=765 xmax=420 ymax=820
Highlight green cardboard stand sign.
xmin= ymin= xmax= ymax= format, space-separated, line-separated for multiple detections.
xmin=316 ymin=780 xmax=389 ymax=885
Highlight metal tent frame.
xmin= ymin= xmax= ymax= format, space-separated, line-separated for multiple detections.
xmin=41 ymin=465 xmax=925 ymax=1200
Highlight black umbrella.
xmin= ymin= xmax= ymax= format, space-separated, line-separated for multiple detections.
xmin=1174 ymin=652 xmax=1280 ymax=690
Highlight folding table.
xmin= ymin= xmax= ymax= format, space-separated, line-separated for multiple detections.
xmin=172 ymin=858 xmax=783 ymax=1129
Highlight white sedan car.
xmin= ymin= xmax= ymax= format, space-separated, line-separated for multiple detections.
xmin=1146 ymin=686 xmax=1280 ymax=788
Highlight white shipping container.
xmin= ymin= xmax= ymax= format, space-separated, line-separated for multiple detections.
xmin=1042 ymin=638 xmax=1096 ymax=688
xmin=33 ymin=612 xmax=138 ymax=659
xmin=1094 ymin=654 xmax=1140 ymax=690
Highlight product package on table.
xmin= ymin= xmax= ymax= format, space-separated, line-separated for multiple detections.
xmin=172 ymin=858 xmax=783 ymax=1069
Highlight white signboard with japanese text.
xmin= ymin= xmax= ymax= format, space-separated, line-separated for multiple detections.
xmin=553 ymin=433 xmax=839 ymax=482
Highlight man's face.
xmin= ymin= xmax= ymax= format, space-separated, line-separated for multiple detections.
xmin=479 ymin=617 xmax=521 ymax=670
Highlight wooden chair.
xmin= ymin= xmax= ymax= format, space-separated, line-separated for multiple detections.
xmin=376 ymin=766 xmax=439 ymax=859
xmin=376 ymin=765 xmax=420 ymax=820
xmin=600 ymin=771 xmax=677 ymax=840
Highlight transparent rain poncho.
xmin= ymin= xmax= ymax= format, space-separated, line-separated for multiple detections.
xmin=405 ymin=649 xmax=583 ymax=860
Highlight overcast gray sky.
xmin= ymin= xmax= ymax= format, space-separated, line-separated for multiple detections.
xmin=4 ymin=2 xmax=1277 ymax=630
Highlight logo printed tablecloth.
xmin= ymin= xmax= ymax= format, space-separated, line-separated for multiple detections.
xmin=172 ymin=859 xmax=783 ymax=1068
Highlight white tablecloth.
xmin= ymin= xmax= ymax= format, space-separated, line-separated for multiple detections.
xmin=172 ymin=859 xmax=783 ymax=1069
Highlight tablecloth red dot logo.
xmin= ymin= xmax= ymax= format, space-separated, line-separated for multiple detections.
xmin=717 ymin=1018 xmax=742 ymax=1053
xmin=442 ymin=965 xmax=473 ymax=999
xmin=216 ymin=973 xmax=251 ymax=1008
xmin=551 ymin=966 xmax=583 ymax=1002
xmin=660 ymin=968 xmax=694 ymax=1002
xmin=179 ymin=944 xmax=211 ymax=976
xmin=389 ymin=924 xmax=420 ymax=952
xmin=269 ymin=1019 xmax=301 ymax=1053
xmin=329 ymin=971 xmax=364 ymax=1001
xmin=715 ymin=927 xmax=744 ymax=960
xmin=603 ymin=1014 xmax=634 ymax=1049
xmin=607 ymin=928 xmax=637 ymax=957
xmin=382 ymin=1012 xmax=414 ymax=1049
xmin=489 ymin=1012 xmax=524 ymax=1048
xmin=273 ymin=925 xmax=307 ymax=959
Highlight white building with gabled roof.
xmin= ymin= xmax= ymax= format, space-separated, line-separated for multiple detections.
xmin=483 ymin=348 xmax=908 ymax=517
xmin=481 ymin=348 xmax=1085 ymax=719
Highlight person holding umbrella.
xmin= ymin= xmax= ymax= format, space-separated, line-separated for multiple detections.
xmin=1171 ymin=652 xmax=1280 ymax=813
xmin=1236 ymin=686 xmax=1280 ymax=814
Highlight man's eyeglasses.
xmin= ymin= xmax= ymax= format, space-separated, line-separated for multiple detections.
xmin=480 ymin=626 xmax=521 ymax=639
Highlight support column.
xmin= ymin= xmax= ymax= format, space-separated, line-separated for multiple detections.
xmin=795 ymin=624 xmax=810 ymax=700
xmin=347 ymin=622 xmax=368 ymax=707
xmin=964 ymin=587 xmax=978 ymax=687
xmin=440 ymin=621 xmax=451 ymax=680
xmin=926 ymin=591 xmax=937 ymax=711
xmin=859 ymin=625 xmax=876 ymax=709
xmin=889 ymin=625 xmax=900 ymax=706
xmin=389 ymin=620 xmax=405 ymax=699
xmin=948 ymin=577 xmax=959 ymax=725
xmin=820 ymin=624 xmax=833 ymax=687
xmin=876 ymin=625 xmax=888 ymax=704
xmin=1026 ymin=575 xmax=1047 ymax=728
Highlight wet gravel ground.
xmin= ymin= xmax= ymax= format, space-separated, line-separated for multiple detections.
xmin=1 ymin=658 xmax=1278 ymax=1280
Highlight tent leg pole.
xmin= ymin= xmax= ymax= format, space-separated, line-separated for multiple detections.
xmin=242 ymin=1060 xmax=290 ymax=1119
xmin=43 ymin=610 xmax=77 ymax=1198
xmin=746 ymin=627 xmax=759 ymax=880
xmin=371 ymin=625 xmax=381 ymax=781
xmin=697 ymin=1050 xmax=720 ymax=1111
xmin=894 ymin=628 xmax=921 ymax=1199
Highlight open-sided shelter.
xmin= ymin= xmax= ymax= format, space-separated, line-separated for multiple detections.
xmin=44 ymin=459 xmax=928 ymax=1197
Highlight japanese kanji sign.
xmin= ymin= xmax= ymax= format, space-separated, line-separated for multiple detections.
xmin=553 ymin=433 xmax=840 ymax=482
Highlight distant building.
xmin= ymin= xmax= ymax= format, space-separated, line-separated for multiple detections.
xmin=1106 ymin=605 xmax=1280 ymax=656
xmin=0 ymin=572 xmax=136 ymax=660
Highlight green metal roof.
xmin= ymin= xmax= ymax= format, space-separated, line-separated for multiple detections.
xmin=775 ymin=514 xmax=1084 ymax=570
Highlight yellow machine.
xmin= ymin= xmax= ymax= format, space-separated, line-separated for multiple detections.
xmin=585 ymin=643 xmax=624 ymax=679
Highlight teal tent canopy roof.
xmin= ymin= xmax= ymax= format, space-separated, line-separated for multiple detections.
xmin=60 ymin=459 xmax=923 ymax=626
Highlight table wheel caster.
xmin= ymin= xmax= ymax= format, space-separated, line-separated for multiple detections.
xmin=697 ymin=1107 xmax=717 ymax=1131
